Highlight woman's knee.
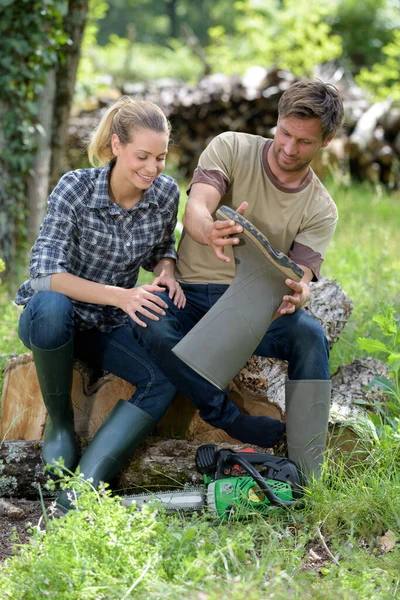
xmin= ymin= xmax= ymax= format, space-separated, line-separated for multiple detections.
xmin=19 ymin=292 xmax=75 ymax=349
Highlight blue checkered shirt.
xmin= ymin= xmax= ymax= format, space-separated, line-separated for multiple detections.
xmin=16 ymin=161 xmax=179 ymax=331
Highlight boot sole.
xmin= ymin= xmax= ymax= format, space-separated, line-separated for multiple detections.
xmin=216 ymin=205 xmax=304 ymax=281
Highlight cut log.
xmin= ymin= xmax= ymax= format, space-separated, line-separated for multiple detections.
xmin=0 ymin=279 xmax=351 ymax=444
xmin=0 ymin=354 xmax=387 ymax=499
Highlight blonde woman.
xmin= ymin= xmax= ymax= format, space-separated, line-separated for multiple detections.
xmin=16 ymin=97 xmax=185 ymax=510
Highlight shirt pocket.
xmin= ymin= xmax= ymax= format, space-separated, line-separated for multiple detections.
xmin=79 ymin=226 xmax=121 ymax=260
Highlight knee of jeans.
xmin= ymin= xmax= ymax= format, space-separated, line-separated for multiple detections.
xmin=297 ymin=316 xmax=329 ymax=355
xmin=132 ymin=303 xmax=181 ymax=349
xmin=26 ymin=292 xmax=74 ymax=349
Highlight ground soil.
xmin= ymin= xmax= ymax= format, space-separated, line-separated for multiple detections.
xmin=0 ymin=498 xmax=46 ymax=562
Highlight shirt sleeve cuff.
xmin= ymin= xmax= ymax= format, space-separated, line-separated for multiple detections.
xmin=187 ymin=167 xmax=229 ymax=197
xmin=30 ymin=275 xmax=52 ymax=292
xmin=289 ymin=242 xmax=323 ymax=281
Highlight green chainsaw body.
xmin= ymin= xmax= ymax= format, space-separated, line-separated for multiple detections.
xmin=207 ymin=476 xmax=294 ymax=519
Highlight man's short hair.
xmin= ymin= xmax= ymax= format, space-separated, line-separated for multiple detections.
xmin=278 ymin=79 xmax=344 ymax=141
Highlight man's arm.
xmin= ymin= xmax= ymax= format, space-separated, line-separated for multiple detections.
xmin=183 ymin=182 xmax=248 ymax=263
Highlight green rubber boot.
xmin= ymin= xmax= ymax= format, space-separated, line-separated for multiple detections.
xmin=31 ymin=338 xmax=77 ymax=473
xmin=57 ymin=400 xmax=156 ymax=513
xmin=172 ymin=205 xmax=304 ymax=390
xmin=285 ymin=380 xmax=331 ymax=484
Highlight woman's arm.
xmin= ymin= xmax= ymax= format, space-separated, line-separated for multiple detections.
xmin=51 ymin=272 xmax=169 ymax=327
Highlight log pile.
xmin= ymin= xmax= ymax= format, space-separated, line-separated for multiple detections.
xmin=67 ymin=67 xmax=400 ymax=187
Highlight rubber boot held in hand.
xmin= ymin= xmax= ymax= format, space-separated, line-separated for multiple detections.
xmin=285 ymin=379 xmax=331 ymax=484
xmin=31 ymin=338 xmax=77 ymax=473
xmin=172 ymin=206 xmax=304 ymax=390
xmin=57 ymin=400 xmax=156 ymax=512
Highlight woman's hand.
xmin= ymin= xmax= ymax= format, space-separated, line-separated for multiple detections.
xmin=117 ymin=285 xmax=169 ymax=327
xmin=152 ymin=271 xmax=186 ymax=309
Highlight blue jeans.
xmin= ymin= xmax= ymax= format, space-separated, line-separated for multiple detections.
xmin=130 ymin=284 xmax=330 ymax=429
xmin=18 ymin=292 xmax=177 ymax=422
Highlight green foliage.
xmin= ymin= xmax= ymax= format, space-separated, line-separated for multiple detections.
xmin=356 ymin=30 xmax=400 ymax=101
xmin=205 ymin=0 xmax=342 ymax=77
xmin=0 ymin=0 xmax=68 ymax=250
xmin=77 ymin=35 xmax=204 ymax=99
xmin=76 ymin=0 xmax=400 ymax=101
xmin=329 ymin=0 xmax=400 ymax=72
xmin=357 ymin=303 xmax=400 ymax=430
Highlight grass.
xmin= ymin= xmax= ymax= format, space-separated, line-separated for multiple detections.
xmin=322 ymin=179 xmax=400 ymax=374
xmin=0 ymin=453 xmax=399 ymax=598
xmin=0 ymin=179 xmax=400 ymax=597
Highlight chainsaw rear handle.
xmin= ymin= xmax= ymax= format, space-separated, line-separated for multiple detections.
xmin=196 ymin=444 xmax=285 ymax=474
xmin=225 ymin=454 xmax=299 ymax=508
xmin=195 ymin=444 xmax=303 ymax=507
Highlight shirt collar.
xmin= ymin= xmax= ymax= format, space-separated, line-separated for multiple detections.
xmin=88 ymin=160 xmax=161 ymax=211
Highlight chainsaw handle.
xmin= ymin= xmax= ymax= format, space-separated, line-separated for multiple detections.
xmin=225 ymin=453 xmax=302 ymax=509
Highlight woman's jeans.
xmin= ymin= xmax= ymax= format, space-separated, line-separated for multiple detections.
xmin=18 ymin=291 xmax=177 ymax=422
xmin=129 ymin=283 xmax=331 ymax=428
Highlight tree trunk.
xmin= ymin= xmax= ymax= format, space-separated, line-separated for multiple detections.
xmin=26 ymin=70 xmax=57 ymax=245
xmin=49 ymin=0 xmax=89 ymax=192
xmin=0 ymin=102 xmax=15 ymax=270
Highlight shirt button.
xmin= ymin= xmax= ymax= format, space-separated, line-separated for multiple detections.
xmin=126 ymin=242 xmax=131 ymax=247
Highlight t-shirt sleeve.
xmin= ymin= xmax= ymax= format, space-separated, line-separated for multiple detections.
xmin=294 ymin=192 xmax=338 ymax=262
xmin=187 ymin=132 xmax=235 ymax=195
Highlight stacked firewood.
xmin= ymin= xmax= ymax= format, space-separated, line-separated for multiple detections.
xmin=67 ymin=67 xmax=400 ymax=187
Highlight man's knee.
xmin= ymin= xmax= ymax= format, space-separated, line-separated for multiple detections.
xmin=130 ymin=294 xmax=182 ymax=352
xmin=294 ymin=311 xmax=329 ymax=355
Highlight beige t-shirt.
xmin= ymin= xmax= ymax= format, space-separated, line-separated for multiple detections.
xmin=176 ymin=132 xmax=338 ymax=284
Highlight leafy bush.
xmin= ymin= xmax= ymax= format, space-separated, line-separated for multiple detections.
xmin=356 ymin=30 xmax=400 ymax=101
xmin=357 ymin=303 xmax=400 ymax=432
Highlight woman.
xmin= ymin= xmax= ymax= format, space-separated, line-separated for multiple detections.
xmin=16 ymin=96 xmax=184 ymax=510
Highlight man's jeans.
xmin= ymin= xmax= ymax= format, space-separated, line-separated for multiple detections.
xmin=130 ymin=283 xmax=330 ymax=429
xmin=18 ymin=291 xmax=177 ymax=422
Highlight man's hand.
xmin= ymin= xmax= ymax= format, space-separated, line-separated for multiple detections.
xmin=152 ymin=270 xmax=186 ymax=309
xmin=117 ymin=285 xmax=168 ymax=327
xmin=277 ymin=279 xmax=310 ymax=315
xmin=205 ymin=201 xmax=248 ymax=262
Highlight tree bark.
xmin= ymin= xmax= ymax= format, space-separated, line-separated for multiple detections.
xmin=26 ymin=70 xmax=57 ymax=245
xmin=49 ymin=0 xmax=89 ymax=192
xmin=0 ymin=102 xmax=15 ymax=271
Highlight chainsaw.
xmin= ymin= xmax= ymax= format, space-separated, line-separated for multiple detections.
xmin=121 ymin=444 xmax=304 ymax=519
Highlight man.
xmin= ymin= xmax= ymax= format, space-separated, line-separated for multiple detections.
xmin=130 ymin=79 xmax=344 ymax=451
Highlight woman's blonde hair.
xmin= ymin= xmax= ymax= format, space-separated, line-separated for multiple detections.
xmin=88 ymin=96 xmax=171 ymax=167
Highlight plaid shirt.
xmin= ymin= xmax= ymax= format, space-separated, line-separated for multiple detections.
xmin=16 ymin=161 xmax=179 ymax=332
